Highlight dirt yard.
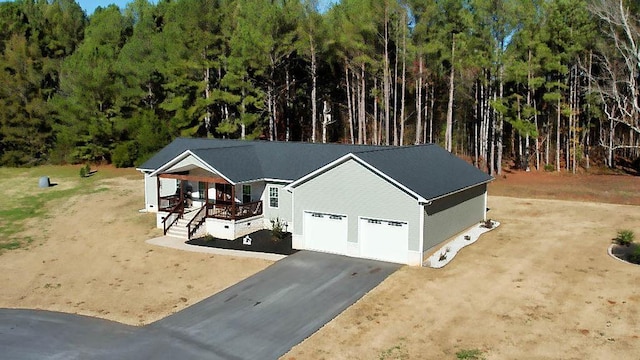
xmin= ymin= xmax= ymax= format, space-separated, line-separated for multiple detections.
xmin=0 ymin=167 xmax=272 ymax=325
xmin=1 ymin=167 xmax=639 ymax=359
xmin=283 ymin=171 xmax=640 ymax=359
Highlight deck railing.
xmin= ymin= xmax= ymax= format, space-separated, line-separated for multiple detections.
xmin=206 ymin=201 xmax=262 ymax=220
xmin=159 ymin=195 xmax=181 ymax=211
xmin=186 ymin=205 xmax=207 ymax=239
xmin=162 ymin=202 xmax=184 ymax=235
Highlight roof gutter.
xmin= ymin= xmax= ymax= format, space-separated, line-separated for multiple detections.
xmin=421 ymin=178 xmax=494 ymax=205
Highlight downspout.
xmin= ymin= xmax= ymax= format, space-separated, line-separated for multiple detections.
xmin=483 ymin=187 xmax=488 ymax=221
xmin=418 ymin=203 xmax=425 ymax=266
xmin=156 ymin=175 xmax=160 ymax=211
xmin=418 ymin=200 xmax=433 ymax=267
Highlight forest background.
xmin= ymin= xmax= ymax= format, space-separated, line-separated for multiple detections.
xmin=1 ymin=0 xmax=639 ymax=176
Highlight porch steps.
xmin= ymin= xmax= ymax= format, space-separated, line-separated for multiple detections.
xmin=166 ymin=209 xmax=206 ymax=240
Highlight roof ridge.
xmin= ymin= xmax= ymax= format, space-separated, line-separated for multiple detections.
xmin=352 ymin=143 xmax=435 ymax=154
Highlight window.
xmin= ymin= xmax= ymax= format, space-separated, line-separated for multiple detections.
xmin=269 ymin=187 xmax=279 ymax=208
xmin=198 ymin=182 xmax=207 ymax=200
xmin=242 ymin=185 xmax=251 ymax=203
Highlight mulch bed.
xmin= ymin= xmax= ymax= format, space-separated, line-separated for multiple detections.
xmin=610 ymin=243 xmax=640 ymax=264
xmin=186 ymin=229 xmax=297 ymax=256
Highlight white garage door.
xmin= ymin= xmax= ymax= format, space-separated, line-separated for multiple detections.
xmin=359 ymin=217 xmax=409 ymax=264
xmin=304 ymin=211 xmax=348 ymax=255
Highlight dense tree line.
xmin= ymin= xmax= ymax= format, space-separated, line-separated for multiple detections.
xmin=1 ymin=0 xmax=639 ymax=173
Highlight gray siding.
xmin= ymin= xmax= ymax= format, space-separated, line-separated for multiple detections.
xmin=423 ymin=184 xmax=487 ymax=252
xmin=293 ymin=159 xmax=420 ymax=251
xmin=262 ymin=183 xmax=293 ymax=224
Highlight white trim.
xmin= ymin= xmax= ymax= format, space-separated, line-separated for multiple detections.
xmin=419 ymin=204 xmax=425 ymax=265
xmin=423 ymin=179 xmax=493 ymax=203
xmin=148 ymin=150 xmax=235 ymax=185
xmin=285 ymin=153 xmax=428 ymax=203
xmin=483 ymin=189 xmax=488 ymax=221
xmin=236 ymin=178 xmax=293 ymax=185
xmin=358 ymin=216 xmax=408 ymax=225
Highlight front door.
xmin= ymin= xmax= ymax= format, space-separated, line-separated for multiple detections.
xmin=215 ymin=183 xmax=232 ymax=204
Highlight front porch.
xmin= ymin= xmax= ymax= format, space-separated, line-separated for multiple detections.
xmin=156 ymin=172 xmax=264 ymax=240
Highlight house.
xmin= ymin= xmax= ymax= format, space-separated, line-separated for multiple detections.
xmin=137 ymin=138 xmax=493 ymax=266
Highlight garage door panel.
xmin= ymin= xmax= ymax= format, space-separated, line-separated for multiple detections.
xmin=359 ymin=218 xmax=408 ymax=264
xmin=304 ymin=212 xmax=348 ymax=255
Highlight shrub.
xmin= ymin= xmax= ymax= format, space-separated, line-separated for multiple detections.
xmin=544 ymin=163 xmax=554 ymax=172
xmin=614 ymin=229 xmax=635 ymax=247
xmin=112 ymin=141 xmax=138 ymax=168
xmin=79 ymin=166 xmax=87 ymax=178
xmin=627 ymin=245 xmax=640 ymax=264
xmin=270 ymin=217 xmax=288 ymax=241
xmin=481 ymin=219 xmax=494 ymax=229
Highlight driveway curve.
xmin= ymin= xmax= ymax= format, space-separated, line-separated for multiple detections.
xmin=0 ymin=251 xmax=399 ymax=359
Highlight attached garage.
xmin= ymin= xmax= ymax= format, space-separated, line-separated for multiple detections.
xmin=303 ymin=211 xmax=348 ymax=255
xmin=359 ymin=217 xmax=409 ymax=264
xmin=288 ymin=145 xmax=492 ymax=266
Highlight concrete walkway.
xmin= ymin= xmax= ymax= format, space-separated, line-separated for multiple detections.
xmin=146 ymin=236 xmax=287 ymax=261
xmin=0 ymin=251 xmax=399 ymax=360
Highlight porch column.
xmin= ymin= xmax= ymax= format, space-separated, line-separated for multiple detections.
xmin=231 ymin=185 xmax=236 ymax=220
xmin=205 ymin=182 xmax=209 ymax=215
xmin=156 ymin=175 xmax=160 ymax=209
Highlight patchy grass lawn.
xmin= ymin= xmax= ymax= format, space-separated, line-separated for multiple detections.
xmin=0 ymin=165 xmax=272 ymax=325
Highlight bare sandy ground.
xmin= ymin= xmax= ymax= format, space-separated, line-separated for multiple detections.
xmin=0 ymin=174 xmax=272 ymax=326
xmin=283 ymin=196 xmax=640 ymax=359
xmin=1 ymin=169 xmax=639 ymax=359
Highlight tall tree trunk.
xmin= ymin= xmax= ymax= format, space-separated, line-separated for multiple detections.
xmin=345 ymin=63 xmax=354 ymax=144
xmin=285 ymin=67 xmax=291 ymax=142
xmin=310 ymin=38 xmax=317 ymax=143
xmin=496 ymin=65 xmax=504 ymax=175
xmin=400 ymin=19 xmax=407 ymax=146
xmin=204 ymin=64 xmax=211 ymax=132
xmin=445 ymin=34 xmax=455 ymax=152
xmin=360 ymin=63 xmax=367 ymax=144
xmin=556 ymin=97 xmax=561 ymax=172
xmin=383 ymin=3 xmax=391 ymax=146
xmin=415 ymin=57 xmax=423 ymax=144
xmin=393 ymin=14 xmax=399 ymax=146
xmin=490 ymin=88 xmax=497 ymax=176
xmin=373 ymin=77 xmax=378 ymax=145
xmin=586 ymin=50 xmax=592 ymax=169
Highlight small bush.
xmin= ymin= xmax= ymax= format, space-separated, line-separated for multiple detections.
xmin=79 ymin=166 xmax=87 ymax=177
xmin=270 ymin=217 xmax=288 ymax=241
xmin=202 ymin=234 xmax=215 ymax=242
xmin=627 ymin=245 xmax=640 ymax=264
xmin=614 ymin=229 xmax=635 ymax=247
xmin=544 ymin=163 xmax=554 ymax=172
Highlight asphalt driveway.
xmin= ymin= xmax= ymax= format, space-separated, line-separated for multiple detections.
xmin=0 ymin=251 xmax=400 ymax=359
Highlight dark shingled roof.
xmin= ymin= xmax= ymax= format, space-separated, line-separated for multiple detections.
xmin=354 ymin=145 xmax=493 ymax=200
xmin=139 ymin=138 xmax=492 ymax=200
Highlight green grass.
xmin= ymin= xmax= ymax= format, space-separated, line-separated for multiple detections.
xmin=0 ymin=165 xmax=123 ymax=253
xmin=456 ymin=348 xmax=485 ymax=360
